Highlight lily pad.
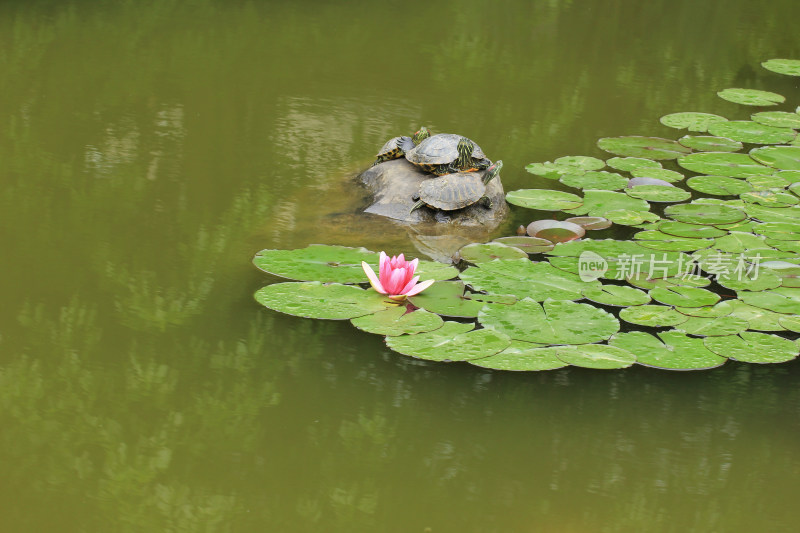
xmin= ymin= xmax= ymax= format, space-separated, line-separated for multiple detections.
xmin=606 ymin=157 xmax=662 ymax=172
xmin=626 ymin=185 xmax=691 ymax=203
xmin=460 ymin=259 xmax=595 ymax=301
xmin=779 ymin=315 xmax=800 ymax=332
xmin=255 ymin=282 xmax=392 ymax=320
xmin=555 ymin=344 xmax=636 ymax=369
xmin=727 ymin=299 xmax=786 ymax=331
xmin=582 ymin=284 xmax=651 ymax=306
xmin=564 ymin=190 xmax=649 ymax=217
xmin=664 ymin=203 xmax=746 ymax=225
xmin=686 ymin=175 xmax=753 ymax=196
xmin=707 ymin=121 xmax=796 ymax=144
xmin=526 ymin=220 xmax=586 ymax=243
xmin=660 ymin=112 xmax=728 ymax=132
xmin=627 ymin=177 xmax=674 ymax=188
xmin=744 ymin=204 xmax=800 ymax=224
xmin=408 ymin=281 xmax=514 ymax=318
xmin=525 ymin=162 xmax=574 ymax=180
xmin=740 ymin=190 xmax=798 ymax=207
xmin=678 ymin=152 xmax=772 ymax=177
xmin=658 ymin=221 xmax=728 ymax=239
xmin=629 ymin=167 xmax=686 ymax=183
xmin=478 ymin=298 xmax=619 ymax=345
xmin=385 ymin=322 xmax=511 ymax=362
xmin=564 ymin=216 xmax=613 ymax=230
xmin=649 ymin=286 xmax=720 ymax=307
xmin=604 ymin=209 xmax=661 ymax=226
xmin=678 ymin=135 xmax=743 ymax=152
xmin=761 ymin=58 xmax=800 ymax=77
xmin=674 ymin=301 xmax=734 ymax=317
xmin=492 ymin=236 xmax=555 ymax=253
xmin=609 ymin=331 xmax=727 ymax=370
xmin=751 ymin=111 xmax=800 ymax=129
xmin=553 ymin=155 xmax=606 ymax=171
xmin=458 ymin=242 xmax=528 ymax=263
xmin=618 ymin=305 xmax=689 ymax=327
xmin=633 ymin=230 xmax=714 ymax=252
xmin=253 ymin=245 xmax=377 ymax=283
xmin=749 ymin=146 xmax=800 ymax=171
xmin=717 ymin=267 xmax=782 ymax=291
xmin=737 ymin=287 xmax=800 ymax=314
xmin=560 ymin=171 xmax=628 ymax=190
xmin=713 ymin=231 xmax=767 ymax=253
xmin=597 ymin=136 xmax=692 ymax=160
xmin=675 ymin=315 xmax=749 ymax=336
xmin=747 ymin=173 xmax=791 ymax=190
xmin=350 ymin=307 xmax=444 ymax=336
xmin=717 ymin=88 xmax=785 ymax=106
xmin=468 ymin=342 xmax=566 ymax=371
xmin=752 ymin=222 xmax=800 ymax=240
xmin=705 ymin=332 xmax=799 ymax=363
xmin=506 ymin=189 xmax=583 ymax=211
xmin=549 ymin=239 xmax=688 ymax=279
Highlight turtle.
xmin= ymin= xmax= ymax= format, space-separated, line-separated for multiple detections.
xmin=404 ymin=133 xmax=492 ymax=176
xmin=371 ymin=126 xmax=430 ymax=167
xmin=411 ymin=160 xmax=503 ymax=213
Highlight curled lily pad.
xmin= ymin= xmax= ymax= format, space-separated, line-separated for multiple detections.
xmin=609 ymin=331 xmax=726 ymax=370
xmin=664 ymin=203 xmax=746 ymax=225
xmin=675 ymin=315 xmax=749 ymax=336
xmin=350 ymin=307 xmax=443 ymax=336
xmin=253 ymin=245 xmax=377 ymax=283
xmin=468 ymin=342 xmax=566 ymax=371
xmin=565 ymin=190 xmax=649 ymax=217
xmin=564 ymin=216 xmax=612 ymax=230
xmin=737 ymin=287 xmax=800 ymax=314
xmin=761 ymin=58 xmax=800 ymax=77
xmin=526 ymin=220 xmax=586 ymax=243
xmin=678 ymin=135 xmax=743 ymax=152
xmin=686 ymin=175 xmax=753 ymax=196
xmin=717 ymin=88 xmax=785 ymax=106
xmin=597 ymin=136 xmax=691 ymax=160
xmin=627 ymin=177 xmax=674 ymax=188
xmin=386 ymin=322 xmax=511 ymax=362
xmin=506 ymin=189 xmax=583 ymax=211
xmin=658 ymin=221 xmax=728 ymax=239
xmin=707 ymin=121 xmax=796 ymax=145
xmin=560 ymin=171 xmax=628 ymax=190
xmin=255 ymin=282 xmax=392 ymax=320
xmin=492 ymin=236 xmax=554 ymax=253
xmin=460 ymin=259 xmax=595 ymax=301
xmin=751 ymin=111 xmax=800 ymax=129
xmin=633 ymin=230 xmax=713 ymax=252
xmin=626 ymin=185 xmax=691 ymax=203
xmin=478 ymin=298 xmax=619 ymax=345
xmin=555 ymin=344 xmax=636 ymax=369
xmin=649 ymin=286 xmax=720 ymax=307
xmin=408 ymin=280 xmax=514 ymax=318
xmin=660 ymin=112 xmax=728 ymax=132
xmin=606 ymin=157 xmax=662 ymax=172
xmin=458 ymin=242 xmax=528 ymax=263
xmin=630 ymin=167 xmax=685 ymax=183
xmin=749 ymin=146 xmax=800 ymax=171
xmin=678 ymin=152 xmax=772 ymax=177
xmin=618 ymin=305 xmax=689 ymax=327
xmin=705 ymin=332 xmax=799 ymax=363
xmin=582 ymin=284 xmax=650 ymax=306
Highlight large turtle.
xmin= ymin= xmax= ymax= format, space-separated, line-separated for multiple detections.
xmin=405 ymin=133 xmax=491 ymax=176
xmin=411 ymin=160 xmax=503 ymax=213
xmin=371 ymin=127 xmax=430 ymax=167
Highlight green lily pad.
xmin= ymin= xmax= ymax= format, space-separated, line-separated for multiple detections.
xmin=385 ymin=322 xmax=511 ymax=362
xmin=408 ymin=281 xmax=514 ymax=318
xmin=765 ymin=239 xmax=800 ymax=253
xmin=749 ymin=146 xmax=800 ymax=171
xmin=253 ymin=245 xmax=377 ymax=283
xmin=458 ymin=242 xmax=528 ymax=263
xmin=609 ymin=331 xmax=727 ymax=370
xmin=761 ymin=58 xmax=800 ymax=76
xmin=717 ymin=267 xmax=782 ymax=291
xmin=597 ymin=136 xmax=692 ymax=160
xmin=713 ymin=231 xmax=767 ymax=253
xmin=604 ymin=209 xmax=661 ymax=226
xmin=350 ymin=307 xmax=443 ymax=336
xmin=705 ymin=332 xmax=799 ymax=363
xmin=626 ymin=185 xmax=691 ymax=203
xmin=674 ymin=301 xmax=734 ymax=317
xmin=660 ymin=112 xmax=728 ymax=132
xmin=549 ymin=239 xmax=688 ymax=279
xmin=714 ymin=219 xmax=754 ymax=231
xmin=564 ymin=216 xmax=613 ymax=230
xmin=776 ymin=170 xmax=800 ymax=183
xmin=492 ymin=236 xmax=555 ymax=253
xmin=746 ymin=174 xmax=790 ymax=190
xmin=707 ymin=121 xmax=796 ymax=144
xmin=658 ymin=221 xmax=728 ymax=238
xmin=254 ymin=282 xmax=393 ymax=320
xmin=686 ymin=175 xmax=753 ymax=196
xmin=582 ymin=284 xmax=651 ymax=306
xmin=727 ymin=299 xmax=786 ymax=331
xmin=564 ymin=190 xmax=649 ymax=217
xmin=675 ymin=315 xmax=749 ymax=336
xmin=751 ymin=111 xmax=800 ymax=129
xmin=606 ymin=157 xmax=662 ymax=172
xmin=525 ymin=161 xmax=573 ymax=180
xmin=468 ymin=342 xmax=566 ymax=371
xmin=553 ymin=155 xmax=606 ymax=171
xmin=460 ymin=259 xmax=595 ymax=302
xmin=555 ymin=344 xmax=636 ymax=369
xmin=738 ymin=287 xmax=800 ymax=314
xmin=752 ymin=222 xmax=800 ymax=240
xmin=626 ymin=274 xmax=711 ymax=289
xmin=649 ymin=286 xmax=721 ymax=307
xmin=717 ymin=88 xmax=785 ymax=106
xmin=779 ymin=315 xmax=800 ymax=332
xmin=618 ymin=305 xmax=689 ymax=327
xmin=506 ymin=189 xmax=584 ymax=211
xmin=664 ymin=203 xmax=747 ymax=225
xmin=678 ymin=135 xmax=743 ymax=152
xmin=744 ymin=204 xmax=800 ymax=224
xmin=629 ymin=167 xmax=686 ymax=183
xmin=634 ymin=230 xmax=714 ymax=252
xmin=560 ymin=170 xmax=628 ymax=190
xmin=478 ymin=298 xmax=619 ymax=345
xmin=740 ymin=190 xmax=799 ymax=207
xmin=678 ymin=152 xmax=772 ymax=177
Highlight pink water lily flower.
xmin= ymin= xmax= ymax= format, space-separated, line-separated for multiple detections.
xmin=362 ymin=252 xmax=435 ymax=301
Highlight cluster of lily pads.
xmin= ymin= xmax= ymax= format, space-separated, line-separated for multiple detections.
xmin=254 ymin=58 xmax=800 ymax=371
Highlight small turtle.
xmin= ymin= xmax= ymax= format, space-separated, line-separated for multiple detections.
xmin=411 ymin=160 xmax=503 ymax=213
xmin=371 ymin=127 xmax=430 ymax=167
xmin=405 ymin=133 xmax=491 ymax=176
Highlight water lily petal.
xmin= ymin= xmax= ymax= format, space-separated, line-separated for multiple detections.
xmin=388 ymin=294 xmax=408 ymax=302
xmin=404 ymin=278 xmax=435 ymax=297
xmin=379 ymin=251 xmax=390 ymax=280
xmin=399 ymin=275 xmax=420 ymax=296
xmin=386 ymin=267 xmax=407 ymax=295
xmin=408 ymin=258 xmax=419 ymax=276
xmin=362 ymin=261 xmax=386 ymax=294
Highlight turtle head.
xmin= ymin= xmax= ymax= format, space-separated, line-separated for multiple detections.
xmin=412 ymin=126 xmax=430 ymax=145
xmin=482 ymin=160 xmax=503 ymax=184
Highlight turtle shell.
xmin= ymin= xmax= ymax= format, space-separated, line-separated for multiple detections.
xmin=377 ymin=136 xmax=414 ymax=157
xmin=418 ymin=173 xmax=486 ymax=210
xmin=405 ymin=133 xmax=486 ymax=165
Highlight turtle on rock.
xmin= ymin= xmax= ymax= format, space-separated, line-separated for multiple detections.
xmin=371 ymin=126 xmax=431 ymax=167
xmin=405 ymin=133 xmax=491 ymax=176
xmin=411 ymin=160 xmax=503 ymax=213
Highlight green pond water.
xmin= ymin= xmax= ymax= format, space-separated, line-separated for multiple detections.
xmin=2 ymin=1 xmax=800 ymax=531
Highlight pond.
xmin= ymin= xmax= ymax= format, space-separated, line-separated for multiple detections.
xmin=1 ymin=0 xmax=800 ymax=531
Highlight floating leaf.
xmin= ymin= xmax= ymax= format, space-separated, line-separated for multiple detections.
xmin=597 ymin=136 xmax=692 ymax=159
xmin=560 ymin=171 xmax=628 ymax=190
xmin=649 ymin=286 xmax=720 ymax=307
xmin=678 ymin=135 xmax=743 ymax=152
xmin=627 ymin=274 xmax=711 ymax=289
xmin=610 ymin=331 xmax=726 ymax=370
xmin=505 ymin=189 xmax=583 ymax=211
xmin=727 ymin=299 xmax=786 ymax=331
xmin=564 ymin=216 xmax=613 ymax=230
xmin=740 ymin=190 xmax=798 ymax=207
xmin=713 ymin=231 xmax=767 ymax=253
xmin=606 ymin=157 xmax=662 ymax=172
xmin=751 ymin=111 xmax=800 ymax=129
xmin=626 ymin=185 xmax=691 ymax=203
xmin=548 ymin=238 xmax=689 ymax=279
xmin=564 ymin=190 xmax=649 ymax=217
xmin=749 ymin=146 xmax=800 ymax=171
xmin=255 ymin=282 xmax=392 ymax=320
xmin=253 ymin=245 xmax=377 ymax=283
xmin=674 ymin=301 xmax=734 ymax=317
xmin=526 ymin=220 xmax=586 ymax=243
xmin=468 ymin=342 xmax=566 ymax=371
xmin=707 ymin=121 xmax=796 ymax=144
xmin=458 ymin=242 xmax=528 ymax=263
xmin=717 ymin=88 xmax=785 ymax=106
xmin=350 ymin=307 xmax=443 ymax=336
xmin=761 ymin=58 xmax=800 ymax=77
xmin=618 ymin=305 xmax=689 ymax=327
xmin=717 ymin=267 xmax=782 ymax=291
xmin=385 ymin=322 xmax=511 ymax=362
xmin=752 ymin=222 xmax=800 ymax=240
xmin=738 ymin=287 xmax=800 ymax=314
xmin=492 ymin=236 xmax=554 ymax=253
xmin=582 ymin=284 xmax=650 ymax=306
xmin=555 ymin=344 xmax=636 ymax=369
xmin=678 ymin=152 xmax=772 ymax=177
xmin=744 ymin=203 xmax=800 ymax=224
xmin=627 ymin=177 xmax=674 ymax=188
xmin=630 ymin=167 xmax=685 ymax=183
xmin=604 ymin=209 xmax=661 ymax=226
xmin=675 ymin=315 xmax=749 ymax=336
xmin=478 ymin=298 xmax=619 ymax=345
xmin=686 ymin=175 xmax=753 ymax=196
xmin=525 ymin=161 xmax=573 ymax=180
xmin=779 ymin=315 xmax=800 ymax=332
xmin=553 ymin=155 xmax=606 ymax=171
xmin=705 ymin=332 xmax=799 ymax=363
xmin=749 ymin=175 xmax=791 ymax=191
xmin=634 ymin=230 xmax=714 ymax=252
xmin=408 ymin=280 xmax=514 ymax=318
xmin=658 ymin=221 xmax=728 ymax=238
xmin=664 ymin=203 xmax=746 ymax=225
xmin=460 ymin=259 xmax=595 ymax=301
xmin=660 ymin=112 xmax=728 ymax=132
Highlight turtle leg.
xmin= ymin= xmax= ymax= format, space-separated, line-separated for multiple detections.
xmin=409 ymin=199 xmax=427 ymax=213
xmin=370 ymin=155 xmax=386 ymax=167
xmin=480 ymin=196 xmax=492 ymax=209
xmin=475 ymin=158 xmax=492 ymax=170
